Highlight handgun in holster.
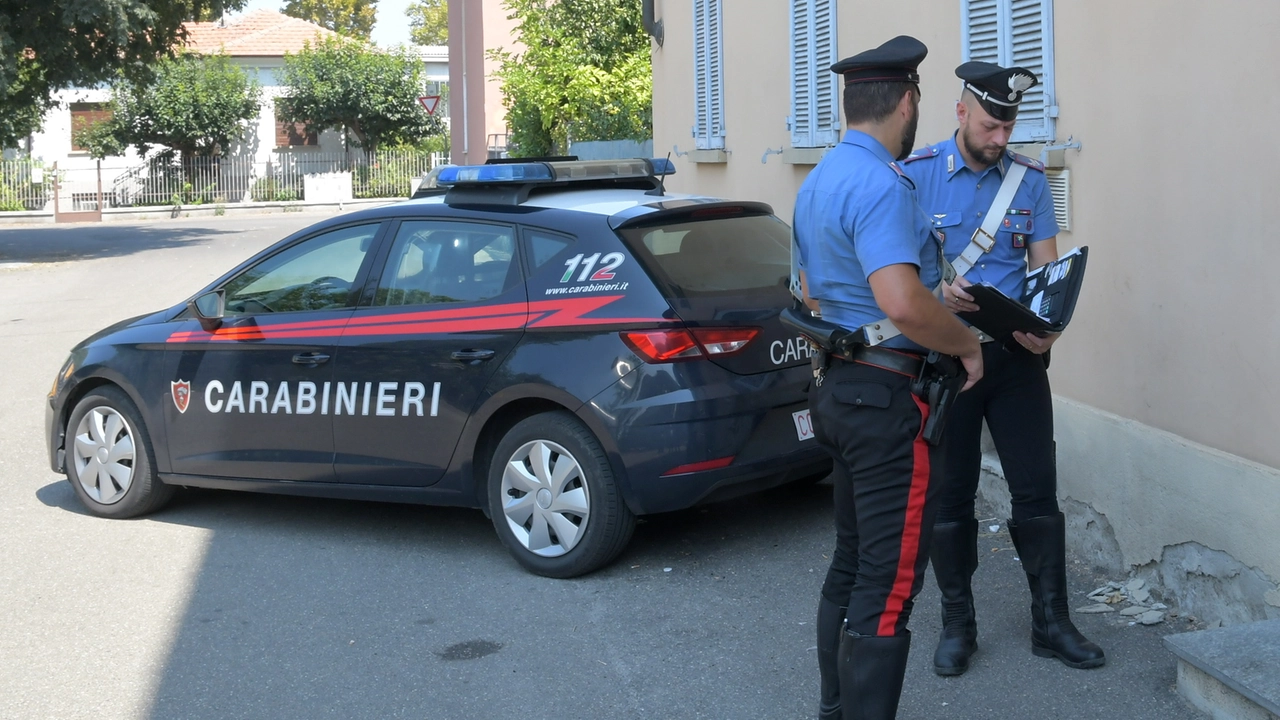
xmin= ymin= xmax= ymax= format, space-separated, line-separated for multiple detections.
xmin=912 ymin=352 xmax=968 ymax=446
xmin=781 ymin=305 xmax=853 ymax=388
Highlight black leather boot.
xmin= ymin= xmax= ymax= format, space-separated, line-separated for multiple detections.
xmin=837 ymin=630 xmax=911 ymax=720
xmin=1008 ymin=512 xmax=1106 ymax=669
xmin=816 ymin=598 xmax=846 ymax=719
xmin=929 ymin=519 xmax=979 ymax=675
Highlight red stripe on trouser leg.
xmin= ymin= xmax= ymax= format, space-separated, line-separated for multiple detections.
xmin=876 ymin=394 xmax=932 ymax=636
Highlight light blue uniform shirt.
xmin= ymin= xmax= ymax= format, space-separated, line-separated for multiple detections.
xmin=794 ymin=130 xmax=943 ymax=352
xmin=902 ymin=134 xmax=1059 ymax=298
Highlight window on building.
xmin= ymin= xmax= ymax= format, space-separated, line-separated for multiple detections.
xmin=789 ymin=0 xmax=839 ymax=148
xmin=693 ymin=0 xmax=725 ymax=150
xmin=962 ymin=0 xmax=1056 ymax=143
xmin=275 ymin=111 xmax=318 ymax=148
xmin=69 ymin=103 xmax=112 ymax=152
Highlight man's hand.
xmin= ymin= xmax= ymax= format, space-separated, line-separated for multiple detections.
xmin=958 ymin=348 xmax=983 ymax=392
xmin=1011 ymin=331 xmax=1059 ymax=355
xmin=943 ymin=276 xmax=979 ymax=314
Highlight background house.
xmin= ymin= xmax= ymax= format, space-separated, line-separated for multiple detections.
xmin=647 ymin=0 xmax=1280 ymax=626
xmin=10 ymin=10 xmax=445 ymax=215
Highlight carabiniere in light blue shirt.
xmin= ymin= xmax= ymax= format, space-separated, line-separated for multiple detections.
xmin=902 ymin=134 xmax=1059 ymax=298
xmin=794 ymin=130 xmax=944 ymax=352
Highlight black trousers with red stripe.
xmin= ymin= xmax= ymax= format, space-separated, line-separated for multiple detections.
xmin=813 ymin=357 xmax=944 ymax=637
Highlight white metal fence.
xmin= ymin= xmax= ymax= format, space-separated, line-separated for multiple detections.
xmin=0 ymin=150 xmax=446 ymax=213
xmin=0 ymin=159 xmax=52 ymax=211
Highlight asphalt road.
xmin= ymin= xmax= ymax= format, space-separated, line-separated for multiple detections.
xmin=0 ymin=214 xmax=1205 ymax=719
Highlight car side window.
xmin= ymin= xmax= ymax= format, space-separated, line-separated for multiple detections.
xmin=524 ymin=229 xmax=575 ymax=272
xmin=375 ymin=221 xmax=518 ymax=306
xmin=222 ymin=224 xmax=378 ymax=315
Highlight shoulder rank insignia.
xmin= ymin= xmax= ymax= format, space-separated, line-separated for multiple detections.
xmin=902 ymin=145 xmax=939 ymax=164
xmin=1009 ymin=151 xmax=1045 ymax=172
xmin=887 ymin=161 xmax=916 ymax=189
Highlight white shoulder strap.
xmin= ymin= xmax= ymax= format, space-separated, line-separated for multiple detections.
xmin=950 ymin=161 xmax=1027 ymax=277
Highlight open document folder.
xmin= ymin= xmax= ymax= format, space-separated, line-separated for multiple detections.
xmin=956 ymin=246 xmax=1088 ymax=343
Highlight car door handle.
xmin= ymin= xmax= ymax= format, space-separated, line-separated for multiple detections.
xmin=292 ymin=352 xmax=331 ymax=365
xmin=451 ymin=349 xmax=495 ymax=362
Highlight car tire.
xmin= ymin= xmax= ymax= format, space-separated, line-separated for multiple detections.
xmin=65 ymin=386 xmax=174 ymax=519
xmin=488 ymin=411 xmax=635 ymax=578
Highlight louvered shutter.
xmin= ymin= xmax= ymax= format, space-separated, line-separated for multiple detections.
xmin=693 ymin=0 xmax=725 ymax=150
xmin=790 ymin=2 xmax=814 ymax=148
xmin=964 ymin=0 xmax=1001 ymax=64
xmin=1009 ymin=0 xmax=1052 ymax=141
xmin=812 ymin=0 xmax=838 ymax=145
xmin=790 ymin=0 xmax=839 ymax=148
xmin=961 ymin=0 xmax=1055 ymax=143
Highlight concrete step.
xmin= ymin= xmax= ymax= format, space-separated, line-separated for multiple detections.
xmin=1164 ymin=619 xmax=1280 ymax=720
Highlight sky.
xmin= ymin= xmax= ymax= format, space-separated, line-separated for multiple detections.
xmin=235 ymin=0 xmax=416 ymax=47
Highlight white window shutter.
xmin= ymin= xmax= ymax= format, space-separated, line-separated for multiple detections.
xmin=694 ymin=0 xmax=710 ymax=149
xmin=963 ymin=0 xmax=1001 ymax=64
xmin=790 ymin=0 xmax=839 ymax=148
xmin=962 ymin=0 xmax=1055 ymax=143
xmin=813 ymin=0 xmax=839 ymax=146
xmin=790 ymin=1 xmax=815 ymax=148
xmin=693 ymin=0 xmax=725 ymax=150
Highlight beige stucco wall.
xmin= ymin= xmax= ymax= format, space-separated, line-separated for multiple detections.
xmin=650 ymin=0 xmax=1280 ymax=615
xmin=652 ymin=0 xmax=1280 ymax=469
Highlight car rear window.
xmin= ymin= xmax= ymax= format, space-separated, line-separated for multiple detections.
xmin=617 ymin=213 xmax=791 ymax=295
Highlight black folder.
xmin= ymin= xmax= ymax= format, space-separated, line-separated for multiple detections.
xmin=956 ymin=246 xmax=1088 ymax=342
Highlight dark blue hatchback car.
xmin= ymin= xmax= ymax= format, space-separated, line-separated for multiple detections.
xmin=45 ymin=158 xmax=830 ymax=577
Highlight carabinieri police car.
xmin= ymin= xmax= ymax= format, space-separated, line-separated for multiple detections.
xmin=45 ymin=157 xmax=829 ymax=577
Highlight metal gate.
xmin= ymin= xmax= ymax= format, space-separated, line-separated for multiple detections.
xmin=52 ymin=161 xmax=104 ymax=223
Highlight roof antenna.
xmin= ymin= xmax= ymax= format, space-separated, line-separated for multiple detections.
xmin=646 ymin=152 xmax=672 ymax=197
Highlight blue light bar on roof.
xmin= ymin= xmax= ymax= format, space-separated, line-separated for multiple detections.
xmin=435 ymin=163 xmax=555 ymax=185
xmin=436 ymin=158 xmax=675 ymax=186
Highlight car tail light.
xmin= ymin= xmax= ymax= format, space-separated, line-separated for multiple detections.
xmin=620 ymin=327 xmax=760 ymax=363
xmin=690 ymin=328 xmax=759 ymax=355
xmin=661 ymin=456 xmax=735 ymax=477
xmin=620 ymin=329 xmax=702 ymax=362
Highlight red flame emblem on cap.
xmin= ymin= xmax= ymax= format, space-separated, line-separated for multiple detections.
xmin=171 ymin=380 xmax=191 ymax=414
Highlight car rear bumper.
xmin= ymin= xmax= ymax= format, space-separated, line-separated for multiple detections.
xmin=590 ymin=362 xmax=829 ymax=515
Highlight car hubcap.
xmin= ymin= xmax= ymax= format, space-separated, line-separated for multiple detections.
xmin=501 ymin=440 xmax=590 ymax=558
xmin=72 ymin=406 xmax=136 ymax=505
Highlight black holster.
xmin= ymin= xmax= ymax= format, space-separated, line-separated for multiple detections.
xmin=911 ymin=352 xmax=967 ymax=446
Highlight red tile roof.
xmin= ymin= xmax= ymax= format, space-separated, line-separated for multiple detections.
xmin=183 ymin=10 xmax=340 ymax=57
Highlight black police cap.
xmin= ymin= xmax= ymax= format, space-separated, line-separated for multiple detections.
xmin=956 ymin=61 xmax=1039 ymax=121
xmin=830 ymin=35 xmax=928 ymax=86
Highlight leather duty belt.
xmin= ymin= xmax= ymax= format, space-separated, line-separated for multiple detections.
xmin=832 ymin=344 xmax=925 ymax=378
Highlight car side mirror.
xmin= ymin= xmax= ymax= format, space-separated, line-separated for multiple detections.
xmin=189 ymin=290 xmax=225 ymax=332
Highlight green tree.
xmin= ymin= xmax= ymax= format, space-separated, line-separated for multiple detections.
xmin=406 ymin=0 xmax=448 ymax=45
xmin=489 ymin=0 xmax=651 ymax=157
xmin=1 ymin=0 xmax=247 ymax=148
xmin=77 ymin=52 xmax=261 ymax=160
xmin=277 ymin=37 xmax=445 ymax=151
xmin=282 ymin=0 xmax=378 ymax=40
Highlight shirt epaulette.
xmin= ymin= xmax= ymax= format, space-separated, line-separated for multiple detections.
xmin=888 ymin=161 xmax=916 ymax=189
xmin=1009 ymin=151 xmax=1045 ymax=172
xmin=902 ymin=145 xmax=939 ymax=164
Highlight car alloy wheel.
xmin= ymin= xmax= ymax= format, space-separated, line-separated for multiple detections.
xmin=499 ymin=439 xmax=591 ymax=558
xmin=64 ymin=387 xmax=173 ymax=519
xmin=72 ymin=405 xmax=136 ymax=505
